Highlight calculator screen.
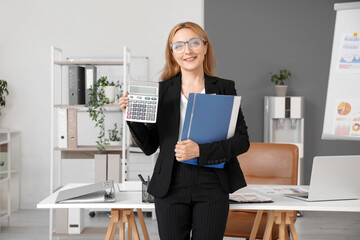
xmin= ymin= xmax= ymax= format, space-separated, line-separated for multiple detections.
xmin=129 ymin=85 xmax=157 ymax=95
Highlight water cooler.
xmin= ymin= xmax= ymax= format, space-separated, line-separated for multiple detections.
xmin=264 ymin=96 xmax=305 ymax=184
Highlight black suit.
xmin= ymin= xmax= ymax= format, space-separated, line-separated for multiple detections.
xmin=128 ymin=73 xmax=249 ymax=239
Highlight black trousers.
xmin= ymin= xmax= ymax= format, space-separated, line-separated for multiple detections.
xmin=154 ymin=160 xmax=229 ymax=240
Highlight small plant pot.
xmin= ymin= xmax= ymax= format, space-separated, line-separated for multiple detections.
xmin=275 ymin=85 xmax=288 ymax=96
xmin=104 ymin=86 xmax=116 ymax=104
xmin=109 ymin=141 xmax=121 ymax=146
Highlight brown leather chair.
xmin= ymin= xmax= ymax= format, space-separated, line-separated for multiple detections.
xmin=224 ymin=142 xmax=299 ymax=239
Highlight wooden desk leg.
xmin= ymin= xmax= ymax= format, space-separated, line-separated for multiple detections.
xmin=105 ymin=209 xmax=120 ymax=240
xmin=249 ymin=210 xmax=264 ymax=240
xmin=119 ymin=209 xmax=125 ymax=240
xmin=288 ymin=215 xmax=299 ymax=240
xmin=263 ymin=210 xmax=275 ymax=240
xmin=123 ymin=210 xmax=132 ymax=240
xmin=129 ymin=210 xmax=141 ymax=240
xmin=278 ymin=212 xmax=286 ymax=240
xmin=285 ymin=226 xmax=290 ymax=240
xmin=137 ymin=208 xmax=150 ymax=240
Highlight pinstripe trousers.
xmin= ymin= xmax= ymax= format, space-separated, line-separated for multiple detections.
xmin=154 ymin=160 xmax=229 ymax=240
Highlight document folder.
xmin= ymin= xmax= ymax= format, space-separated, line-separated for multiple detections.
xmin=56 ymin=180 xmax=116 ymax=203
xmin=180 ymin=93 xmax=241 ymax=168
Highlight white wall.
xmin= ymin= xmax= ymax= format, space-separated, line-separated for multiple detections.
xmin=0 ymin=0 xmax=203 ymax=209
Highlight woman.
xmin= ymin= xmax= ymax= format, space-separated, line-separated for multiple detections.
xmin=119 ymin=22 xmax=249 ymax=240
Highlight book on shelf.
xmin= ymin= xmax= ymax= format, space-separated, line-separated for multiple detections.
xmin=107 ymin=154 xmax=121 ymax=183
xmin=68 ymin=208 xmax=84 ymax=234
xmin=85 ymin=65 xmax=97 ymax=105
xmin=69 ymin=66 xmax=85 ymax=105
xmin=58 ymin=109 xmax=68 ymax=148
xmin=94 ymin=154 xmax=107 ymax=182
xmin=67 ymin=109 xmax=78 ymax=149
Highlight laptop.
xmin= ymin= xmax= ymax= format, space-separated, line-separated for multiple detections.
xmin=56 ymin=180 xmax=116 ymax=203
xmin=286 ymin=155 xmax=360 ymax=202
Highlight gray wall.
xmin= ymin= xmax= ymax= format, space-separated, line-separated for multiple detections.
xmin=205 ymin=0 xmax=360 ymax=183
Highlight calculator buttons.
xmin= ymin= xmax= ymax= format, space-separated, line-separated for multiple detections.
xmin=126 ymin=94 xmax=158 ymax=123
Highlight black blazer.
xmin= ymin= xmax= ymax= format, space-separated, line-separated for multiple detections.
xmin=128 ymin=73 xmax=250 ymax=198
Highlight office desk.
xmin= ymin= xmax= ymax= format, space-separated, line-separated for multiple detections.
xmin=38 ymin=184 xmax=154 ymax=240
xmin=232 ymin=185 xmax=360 ymax=240
xmin=38 ymin=184 xmax=360 ymax=240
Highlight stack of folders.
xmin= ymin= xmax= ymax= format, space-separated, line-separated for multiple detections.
xmin=55 ymin=180 xmax=116 ymax=203
xmin=180 ymin=93 xmax=241 ymax=168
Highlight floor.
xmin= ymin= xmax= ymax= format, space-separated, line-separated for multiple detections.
xmin=1 ymin=209 xmax=360 ymax=240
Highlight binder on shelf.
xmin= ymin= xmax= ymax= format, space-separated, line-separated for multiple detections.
xmin=58 ymin=109 xmax=68 ymax=148
xmin=107 ymin=154 xmax=121 ymax=183
xmin=68 ymin=66 xmax=85 ymax=105
xmin=85 ymin=65 xmax=97 ymax=105
xmin=67 ymin=109 xmax=78 ymax=149
xmin=56 ymin=180 xmax=115 ymax=203
xmin=94 ymin=154 xmax=107 ymax=182
xmin=0 ymin=152 xmax=7 ymax=171
xmin=68 ymin=208 xmax=84 ymax=234
xmin=180 ymin=93 xmax=241 ymax=168
xmin=56 ymin=209 xmax=68 ymax=234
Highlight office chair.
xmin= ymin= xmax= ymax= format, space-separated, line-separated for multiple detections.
xmin=224 ymin=142 xmax=299 ymax=240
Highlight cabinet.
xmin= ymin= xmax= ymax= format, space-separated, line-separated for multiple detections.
xmin=50 ymin=46 xmax=155 ymax=239
xmin=0 ymin=130 xmax=21 ymax=227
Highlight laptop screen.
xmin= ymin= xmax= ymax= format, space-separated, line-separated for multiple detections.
xmin=308 ymin=155 xmax=360 ymax=201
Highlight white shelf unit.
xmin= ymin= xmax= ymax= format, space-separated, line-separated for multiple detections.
xmin=0 ymin=130 xmax=21 ymax=226
xmin=50 ymin=46 xmax=130 ymax=192
xmin=50 ymin=46 xmax=132 ymax=239
xmin=49 ymin=46 xmax=156 ymax=239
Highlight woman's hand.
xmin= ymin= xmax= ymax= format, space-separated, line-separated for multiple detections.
xmin=175 ymin=139 xmax=200 ymax=161
xmin=118 ymin=91 xmax=129 ymax=112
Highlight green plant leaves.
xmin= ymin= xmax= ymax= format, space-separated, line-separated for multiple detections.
xmin=108 ymin=123 xmax=121 ymax=142
xmin=87 ymin=76 xmax=123 ymax=153
xmin=0 ymin=80 xmax=9 ymax=116
xmin=269 ymin=69 xmax=291 ymax=86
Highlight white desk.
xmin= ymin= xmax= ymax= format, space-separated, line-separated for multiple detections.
xmin=233 ymin=185 xmax=360 ymax=212
xmin=38 ymin=184 xmax=154 ymax=240
xmin=232 ymin=185 xmax=360 ymax=240
xmin=37 ymin=184 xmax=360 ymax=240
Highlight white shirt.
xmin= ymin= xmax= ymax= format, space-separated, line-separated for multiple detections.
xmin=178 ymin=88 xmax=206 ymax=142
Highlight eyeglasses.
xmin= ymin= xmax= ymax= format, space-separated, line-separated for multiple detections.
xmin=170 ymin=37 xmax=206 ymax=53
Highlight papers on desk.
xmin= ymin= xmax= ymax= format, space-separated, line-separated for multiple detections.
xmin=250 ymin=186 xmax=308 ymax=195
xmin=229 ymin=192 xmax=272 ymax=203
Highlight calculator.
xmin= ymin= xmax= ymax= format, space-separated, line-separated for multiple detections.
xmin=125 ymin=82 xmax=159 ymax=123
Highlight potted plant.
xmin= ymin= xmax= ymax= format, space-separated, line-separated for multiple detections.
xmin=269 ymin=69 xmax=291 ymax=96
xmin=87 ymin=76 xmax=122 ymax=153
xmin=97 ymin=76 xmax=116 ymax=104
xmin=0 ymin=79 xmax=9 ymax=116
xmin=108 ymin=123 xmax=122 ymax=146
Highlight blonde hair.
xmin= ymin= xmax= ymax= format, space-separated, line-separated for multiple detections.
xmin=160 ymin=22 xmax=216 ymax=81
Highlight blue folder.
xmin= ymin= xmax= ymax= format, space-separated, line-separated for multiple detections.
xmin=180 ymin=93 xmax=242 ymax=168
